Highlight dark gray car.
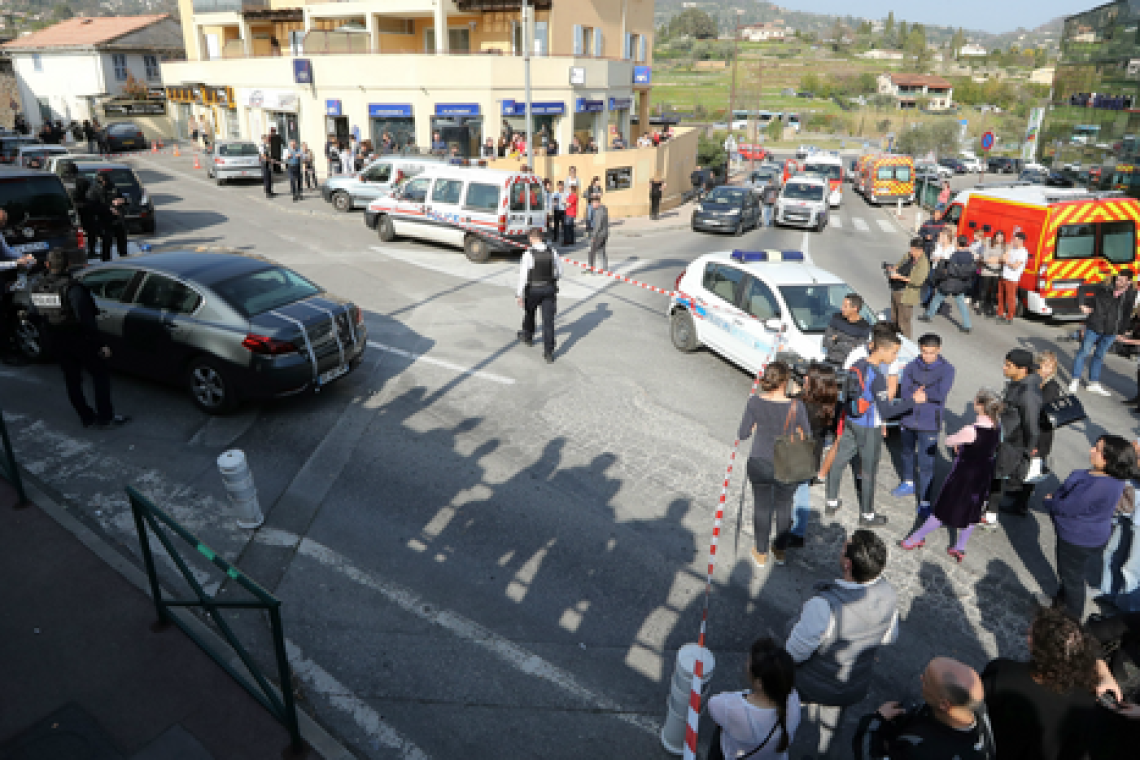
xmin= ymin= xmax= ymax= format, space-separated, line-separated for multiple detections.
xmin=15 ymin=250 xmax=368 ymax=413
xmin=691 ymin=186 xmax=762 ymax=235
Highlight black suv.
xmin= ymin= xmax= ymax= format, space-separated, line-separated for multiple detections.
xmin=69 ymin=162 xmax=156 ymax=234
xmin=0 ymin=167 xmax=82 ymax=266
xmin=987 ymin=157 xmax=1020 ymax=174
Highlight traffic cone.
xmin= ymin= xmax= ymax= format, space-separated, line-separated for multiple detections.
xmin=157 ymin=139 xmax=163 ymax=149
xmin=193 ymin=152 xmax=201 ymax=170
xmin=173 ymin=145 xmax=181 ymax=157
xmin=151 ymin=140 xmax=157 ymax=153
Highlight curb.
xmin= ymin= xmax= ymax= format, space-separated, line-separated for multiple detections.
xmin=18 ymin=479 xmax=358 ymax=760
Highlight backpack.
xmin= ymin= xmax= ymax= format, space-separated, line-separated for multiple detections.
xmin=844 ymin=364 xmax=876 ymax=420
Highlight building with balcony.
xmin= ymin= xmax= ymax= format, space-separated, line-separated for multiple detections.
xmin=2 ymin=15 xmax=184 ymax=128
xmin=165 ymin=0 xmax=658 ymax=164
xmin=876 ymin=73 xmax=954 ymax=110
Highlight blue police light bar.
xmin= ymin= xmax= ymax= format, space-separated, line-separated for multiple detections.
xmin=730 ymin=250 xmax=805 ymax=262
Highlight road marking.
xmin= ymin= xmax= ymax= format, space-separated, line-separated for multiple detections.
xmin=366 ymin=341 xmax=516 ymax=385
xmin=852 ymin=217 xmax=870 ymax=232
xmin=801 ymin=231 xmax=811 ymax=260
xmin=830 ymin=216 xmax=843 ymax=229
xmin=287 ymin=640 xmax=429 ymax=760
xmin=878 ymin=219 xmax=897 ymax=233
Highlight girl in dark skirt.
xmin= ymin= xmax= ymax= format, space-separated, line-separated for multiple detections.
xmin=900 ymin=388 xmax=1003 ymax=562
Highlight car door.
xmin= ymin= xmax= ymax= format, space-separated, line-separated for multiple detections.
xmin=392 ymin=176 xmax=432 ymax=238
xmin=354 ymin=162 xmax=392 ymax=207
xmin=76 ymin=267 xmax=142 ymax=368
xmin=426 ymin=177 xmax=465 ymax=247
xmin=697 ymin=262 xmax=746 ymax=356
xmin=731 ymin=275 xmax=782 ymax=372
xmin=120 ymin=272 xmax=202 ymax=381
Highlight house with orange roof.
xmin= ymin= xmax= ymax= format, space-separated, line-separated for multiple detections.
xmin=2 ymin=15 xmax=183 ymax=129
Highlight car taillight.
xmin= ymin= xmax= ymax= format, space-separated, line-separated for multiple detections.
xmin=77 ymin=228 xmax=85 ymax=250
xmin=242 ymin=334 xmax=298 ymax=355
xmin=353 ymin=306 xmax=363 ymax=326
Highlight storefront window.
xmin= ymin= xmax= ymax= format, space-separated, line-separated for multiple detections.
xmin=573 ymin=112 xmax=597 ymax=152
xmin=430 ymin=116 xmax=482 ymax=158
xmin=369 ymin=117 xmax=416 ymax=153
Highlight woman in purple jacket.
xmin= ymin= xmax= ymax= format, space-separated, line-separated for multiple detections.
xmin=1040 ymin=434 xmax=1137 ymax=618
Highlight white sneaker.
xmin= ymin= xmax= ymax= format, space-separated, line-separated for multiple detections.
xmin=1087 ymin=382 xmax=1111 ymax=397
xmin=1068 ymin=379 xmax=1081 ymax=394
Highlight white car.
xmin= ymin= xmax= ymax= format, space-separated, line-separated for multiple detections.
xmin=667 ymin=250 xmax=917 ymax=374
xmin=959 ymin=156 xmax=983 ymax=173
xmin=775 ymin=176 xmax=829 ymax=231
xmin=916 ymin=161 xmax=953 ymax=180
xmin=795 ymin=145 xmax=812 ymax=159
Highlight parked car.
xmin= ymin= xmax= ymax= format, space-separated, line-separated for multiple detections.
xmin=47 ymin=153 xmax=106 ymax=181
xmin=15 ymin=144 xmax=70 ymax=170
xmin=691 ymin=186 xmax=762 ymax=235
xmin=796 ymin=145 xmax=812 ymax=159
xmin=205 ymin=140 xmax=262 ymax=185
xmin=70 ymin=162 xmax=156 ymax=233
xmin=14 ymin=250 xmax=368 ymax=413
xmin=959 ymin=156 xmax=984 ymax=173
xmin=987 ymin=157 xmax=1020 ymax=174
xmin=103 ymin=122 xmax=146 ymax=153
xmin=0 ymin=166 xmax=82 ymax=268
xmin=743 ymin=166 xmax=781 ymax=194
xmin=938 ymin=157 xmax=968 ymax=174
xmin=1019 ymin=168 xmax=1075 ymax=188
xmin=322 ymin=155 xmax=445 ymax=212
xmin=0 ymin=136 xmax=41 ymax=164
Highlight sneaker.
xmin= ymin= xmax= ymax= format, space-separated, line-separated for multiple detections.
xmin=890 ymin=481 xmax=915 ymax=498
xmin=1087 ymin=382 xmax=1111 ymax=397
xmin=1068 ymin=379 xmax=1081 ymax=394
xmin=824 ymin=499 xmax=842 ymax=516
xmin=859 ymin=513 xmax=888 ymax=527
xmin=772 ymin=549 xmax=787 ymax=565
xmin=94 ymin=414 xmax=131 ymax=430
xmin=751 ymin=547 xmax=768 ymax=568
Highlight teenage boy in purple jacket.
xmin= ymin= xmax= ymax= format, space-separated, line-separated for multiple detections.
xmin=892 ymin=334 xmax=956 ymax=515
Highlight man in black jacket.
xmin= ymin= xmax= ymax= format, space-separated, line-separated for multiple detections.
xmin=87 ymin=173 xmax=128 ymax=261
xmin=985 ymin=348 xmax=1042 ymax=521
xmin=823 ymin=293 xmax=871 ymax=366
xmin=1070 ymin=270 xmax=1136 ymax=397
xmin=918 ymin=234 xmax=975 ymax=333
xmin=690 ymin=165 xmax=705 ymax=200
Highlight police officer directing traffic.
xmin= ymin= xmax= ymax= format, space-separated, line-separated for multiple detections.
xmin=33 ymin=250 xmax=129 ymax=429
xmin=516 ymin=227 xmax=562 ymax=364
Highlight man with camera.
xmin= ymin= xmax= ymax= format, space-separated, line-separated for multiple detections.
xmin=885 ymin=238 xmax=930 ymax=340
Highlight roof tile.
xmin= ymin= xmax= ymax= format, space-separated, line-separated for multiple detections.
xmin=2 ymin=15 xmax=170 ymax=50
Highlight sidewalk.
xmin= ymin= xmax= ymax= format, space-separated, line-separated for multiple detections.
xmin=0 ymin=478 xmax=337 ymax=760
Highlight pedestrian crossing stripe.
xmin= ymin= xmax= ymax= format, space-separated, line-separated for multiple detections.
xmin=853 ymin=218 xmax=870 ymax=232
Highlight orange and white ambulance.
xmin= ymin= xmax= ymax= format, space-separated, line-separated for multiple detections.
xmin=858 ymin=154 xmax=915 ymax=205
xmin=802 ymin=153 xmax=844 ymax=208
xmin=853 ymin=154 xmax=875 ymax=196
xmin=942 ymin=184 xmax=1140 ymax=318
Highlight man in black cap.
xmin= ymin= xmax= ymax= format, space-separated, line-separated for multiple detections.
xmin=984 ymin=348 xmax=1041 ymax=522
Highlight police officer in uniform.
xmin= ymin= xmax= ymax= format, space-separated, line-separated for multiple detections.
xmin=259 ymin=134 xmax=276 ymax=198
xmin=516 ymin=227 xmax=562 ymax=364
xmin=87 ymin=173 xmax=128 ymax=261
xmin=0 ymin=214 xmax=36 ymax=364
xmin=33 ymin=250 xmax=129 ymax=429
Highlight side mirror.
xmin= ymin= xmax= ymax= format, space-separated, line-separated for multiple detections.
xmin=763 ymin=317 xmax=783 ymax=332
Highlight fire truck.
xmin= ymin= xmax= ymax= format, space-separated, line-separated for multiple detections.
xmin=857 ymin=154 xmax=915 ymax=205
xmin=942 ymin=183 xmax=1140 ymax=318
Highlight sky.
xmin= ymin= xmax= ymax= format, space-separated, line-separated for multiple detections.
xmin=779 ymin=0 xmax=1077 ymax=34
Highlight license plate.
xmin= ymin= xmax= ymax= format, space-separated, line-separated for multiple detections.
xmin=318 ymin=364 xmax=349 ymax=385
xmin=31 ymin=293 xmax=61 ymax=308
xmin=12 ymin=242 xmax=48 ymax=253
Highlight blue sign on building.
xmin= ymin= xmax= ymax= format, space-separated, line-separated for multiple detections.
xmin=633 ymin=66 xmax=652 ymax=85
xmin=501 ymin=100 xmax=566 ymax=116
xmin=575 ymin=98 xmax=604 ymax=113
xmin=325 ymin=99 xmax=342 ymax=117
xmin=293 ymin=59 xmax=313 ymax=85
xmin=368 ymin=104 xmax=413 ymax=118
xmin=609 ymin=98 xmax=633 ymax=111
xmin=435 ymin=103 xmax=480 ymax=117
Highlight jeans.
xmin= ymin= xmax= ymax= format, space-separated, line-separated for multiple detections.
xmin=521 ymin=283 xmax=558 ymax=355
xmin=1055 ymin=536 xmax=1102 ymax=619
xmin=586 ymin=204 xmax=596 ymax=232
xmin=826 ymin=423 xmax=882 ymax=517
xmin=791 ymin=481 xmax=811 ymax=537
xmin=747 ymin=457 xmax=796 ymax=551
xmin=1100 ymin=513 xmax=1140 ymax=611
xmin=1072 ymin=328 xmax=1116 ymax=383
xmin=900 ymin=428 xmax=939 ymax=505
xmin=288 ymin=165 xmax=302 ymax=198
xmin=762 ymin=205 xmax=773 ymax=227
xmin=924 ymin=291 xmax=972 ymax=329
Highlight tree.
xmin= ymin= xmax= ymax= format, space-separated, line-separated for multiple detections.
xmin=697 ymin=133 xmax=728 ymax=170
xmin=668 ymin=8 xmax=718 ymax=40
xmin=52 ymin=4 xmax=73 ymax=20
xmin=767 ymin=118 xmax=783 ymax=141
xmin=898 ymin=21 xmax=908 ymax=49
xmin=885 ymin=11 xmax=895 ymax=38
xmin=929 ymin=121 xmax=960 ymax=157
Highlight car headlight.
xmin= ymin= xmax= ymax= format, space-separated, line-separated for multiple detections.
xmin=140 ymin=193 xmax=150 ymax=206
xmin=727 ymin=208 xmax=741 ymax=215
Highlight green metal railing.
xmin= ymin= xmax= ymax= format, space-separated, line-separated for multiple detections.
xmin=0 ymin=406 xmax=28 ymax=506
xmin=127 ymin=486 xmax=304 ymax=754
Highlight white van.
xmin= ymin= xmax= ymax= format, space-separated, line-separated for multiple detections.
xmin=364 ymin=166 xmax=548 ymax=262
xmin=321 ymin=155 xmax=445 ymax=212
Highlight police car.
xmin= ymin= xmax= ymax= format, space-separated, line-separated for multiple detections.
xmin=667 ymin=250 xmax=917 ymax=374
xmin=774 ymin=175 xmax=830 ymax=231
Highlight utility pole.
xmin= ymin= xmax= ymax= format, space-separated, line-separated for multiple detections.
xmin=727 ymin=10 xmax=744 ymax=132
xmin=523 ymin=0 xmax=533 ymax=170
xmin=751 ymin=57 xmax=762 ymax=172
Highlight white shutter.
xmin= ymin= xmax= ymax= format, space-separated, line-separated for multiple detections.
xmin=639 ymin=36 xmax=647 ymax=63
xmin=623 ymin=33 xmax=632 ymax=60
xmin=535 ymin=21 xmax=548 ymax=55
xmin=573 ymin=25 xmax=583 ymax=56
xmin=594 ymin=29 xmax=603 ymax=57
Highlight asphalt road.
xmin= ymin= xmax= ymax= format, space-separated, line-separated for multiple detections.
xmin=4 ymin=152 xmax=1137 ymax=759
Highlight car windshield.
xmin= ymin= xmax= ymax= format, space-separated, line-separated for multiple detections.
xmin=706 ymin=188 xmax=746 ymax=205
xmin=212 ymin=266 xmax=322 ymax=317
xmin=77 ymin=168 xmax=141 ymax=191
xmin=783 ymin=183 xmax=824 ymax=201
xmin=108 ymin=123 xmax=140 ymax=135
xmin=219 ymin=143 xmax=259 ymax=157
xmin=750 ymin=171 xmax=776 ymax=183
xmin=779 ymin=284 xmax=861 ymax=333
xmin=0 ymin=176 xmax=72 ymax=220
xmin=804 ymin=164 xmax=842 ymax=180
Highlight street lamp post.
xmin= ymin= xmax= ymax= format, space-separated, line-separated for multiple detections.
xmin=727 ymin=10 xmax=745 ymax=135
xmin=522 ymin=0 xmax=533 ymax=171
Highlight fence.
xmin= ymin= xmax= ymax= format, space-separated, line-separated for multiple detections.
xmin=0 ymin=406 xmax=27 ymax=506
xmin=127 ymin=486 xmax=304 ymax=754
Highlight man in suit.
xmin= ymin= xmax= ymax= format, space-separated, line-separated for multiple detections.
xmin=587 ymin=197 xmax=608 ymax=274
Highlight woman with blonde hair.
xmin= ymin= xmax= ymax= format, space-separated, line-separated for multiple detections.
xmin=900 ymin=388 xmax=1003 ymax=562
xmin=976 ymin=229 xmax=1006 ymax=318
xmin=1035 ymin=350 xmax=1065 ymax=470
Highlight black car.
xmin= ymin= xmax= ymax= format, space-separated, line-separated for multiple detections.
xmin=0 ymin=167 xmax=81 ymax=265
xmin=691 ymin=186 xmax=762 ymax=235
xmin=1019 ymin=169 xmax=1074 ymax=188
xmin=0 ymin=135 xmax=42 ymax=164
xmin=938 ymin=157 xmax=968 ymax=174
xmin=104 ymin=122 xmax=146 ymax=153
xmin=987 ymin=157 xmax=1019 ymax=174
xmin=14 ymin=250 xmax=368 ymax=413
xmin=70 ymin=162 xmax=156 ymax=234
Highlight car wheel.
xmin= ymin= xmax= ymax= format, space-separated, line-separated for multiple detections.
xmin=186 ymin=356 xmax=236 ymax=415
xmin=670 ymin=309 xmax=700 ymax=352
xmin=141 ymin=218 xmax=156 ymax=235
xmin=14 ymin=317 xmax=47 ymax=362
xmin=733 ymin=221 xmax=743 ymax=236
xmin=215 ymin=175 xmax=225 ymax=187
xmin=377 ymin=215 xmax=397 ymax=242
xmin=332 ymin=191 xmax=352 ymax=213
xmin=464 ymin=234 xmax=490 ymax=263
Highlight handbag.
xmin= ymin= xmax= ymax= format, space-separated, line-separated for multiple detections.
xmin=1042 ymin=393 xmax=1086 ymax=429
xmin=773 ymin=404 xmax=817 ymax=484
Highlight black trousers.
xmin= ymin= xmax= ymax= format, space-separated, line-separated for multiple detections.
xmin=521 ymin=284 xmax=557 ymax=355
xmin=748 ymin=457 xmax=795 ymax=551
xmin=650 ymin=194 xmax=662 ymax=219
xmin=304 ymin=165 xmax=317 ymax=189
xmin=288 ymin=166 xmax=302 ymax=198
xmin=52 ymin=334 xmax=113 ymax=425
xmin=987 ymin=475 xmax=1034 ymax=514
xmin=262 ymin=164 xmax=274 ymax=196
xmin=1055 ymin=537 xmax=1102 ymax=619
xmin=550 ymin=210 xmax=564 ymax=242
xmin=98 ymin=221 xmax=127 ymax=262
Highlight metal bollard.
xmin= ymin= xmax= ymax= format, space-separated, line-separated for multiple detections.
xmin=660 ymin=643 xmax=716 ymax=755
xmin=217 ymin=449 xmax=264 ymax=529
xmin=896 ymin=198 xmax=903 ymax=218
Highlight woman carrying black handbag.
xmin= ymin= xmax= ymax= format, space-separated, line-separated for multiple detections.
xmin=738 ymin=362 xmax=810 ymax=568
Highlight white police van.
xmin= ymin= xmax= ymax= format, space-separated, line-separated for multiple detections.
xmin=668 ymin=250 xmax=916 ymax=374
xmin=775 ymin=175 xmax=830 ymax=231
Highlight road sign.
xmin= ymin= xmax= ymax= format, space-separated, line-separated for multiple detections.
xmin=981 ymin=131 xmax=995 ymax=151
